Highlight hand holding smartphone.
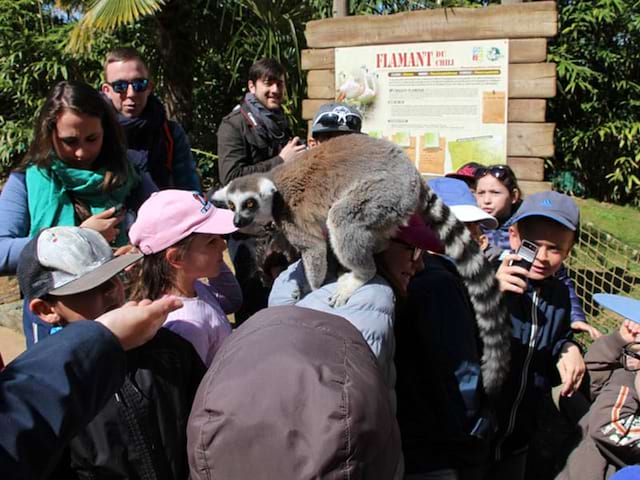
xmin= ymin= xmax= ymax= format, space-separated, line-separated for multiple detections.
xmin=497 ymin=240 xmax=539 ymax=294
xmin=509 ymin=239 xmax=539 ymax=279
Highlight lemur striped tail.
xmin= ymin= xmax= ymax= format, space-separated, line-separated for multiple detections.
xmin=420 ymin=184 xmax=510 ymax=396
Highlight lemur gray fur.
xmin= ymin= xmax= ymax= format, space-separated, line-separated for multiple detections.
xmin=213 ymin=134 xmax=509 ymax=394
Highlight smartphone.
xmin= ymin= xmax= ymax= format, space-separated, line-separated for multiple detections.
xmin=509 ymin=239 xmax=539 ymax=272
xmin=112 ymin=203 xmax=125 ymax=217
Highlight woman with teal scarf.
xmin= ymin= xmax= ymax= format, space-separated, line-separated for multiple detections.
xmin=0 ymin=81 xmax=157 ymax=346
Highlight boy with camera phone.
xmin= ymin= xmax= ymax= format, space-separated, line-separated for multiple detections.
xmin=490 ymin=191 xmax=586 ymax=479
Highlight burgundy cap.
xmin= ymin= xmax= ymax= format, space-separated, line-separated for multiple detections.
xmin=395 ymin=214 xmax=444 ymax=254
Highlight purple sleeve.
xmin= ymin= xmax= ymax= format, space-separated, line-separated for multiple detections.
xmin=163 ymin=288 xmax=233 ymax=367
xmin=206 ymin=262 xmax=243 ymax=314
xmin=555 ymin=264 xmax=587 ymax=323
xmin=0 ymin=173 xmax=32 ymax=274
xmin=163 ymin=319 xmax=212 ymax=367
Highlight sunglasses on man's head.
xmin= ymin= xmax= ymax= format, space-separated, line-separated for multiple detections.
xmin=313 ymin=109 xmax=362 ymax=132
xmin=475 ymin=165 xmax=509 ymax=180
xmin=622 ymin=343 xmax=640 ymax=371
xmin=109 ymin=78 xmax=150 ymax=94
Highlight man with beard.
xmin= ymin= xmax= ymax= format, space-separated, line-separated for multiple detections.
xmin=216 ymin=58 xmax=305 ymax=324
xmin=102 ymin=47 xmax=201 ymax=191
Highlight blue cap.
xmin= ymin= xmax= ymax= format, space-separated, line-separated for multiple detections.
xmin=509 ymin=191 xmax=579 ymax=231
xmin=593 ymin=294 xmax=640 ymax=324
xmin=428 ymin=177 xmax=498 ymax=229
xmin=610 ymin=466 xmax=640 ymax=480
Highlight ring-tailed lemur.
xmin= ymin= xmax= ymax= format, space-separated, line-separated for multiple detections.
xmin=213 ymin=134 xmax=509 ymax=394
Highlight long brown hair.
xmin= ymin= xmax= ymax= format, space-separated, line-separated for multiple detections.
xmin=21 ymin=80 xmax=131 ymax=192
xmin=130 ymin=235 xmax=196 ymax=300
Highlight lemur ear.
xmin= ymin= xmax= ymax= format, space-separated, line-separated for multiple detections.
xmin=258 ymin=178 xmax=277 ymax=199
xmin=210 ymin=185 xmax=229 ymax=207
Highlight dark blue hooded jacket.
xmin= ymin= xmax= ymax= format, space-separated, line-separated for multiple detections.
xmin=0 ymin=321 xmax=126 ymax=479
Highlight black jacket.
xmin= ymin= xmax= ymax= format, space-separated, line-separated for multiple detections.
xmin=216 ymin=106 xmax=290 ymax=185
xmin=68 ymin=328 xmax=206 ymax=479
xmin=395 ymin=254 xmax=489 ymax=473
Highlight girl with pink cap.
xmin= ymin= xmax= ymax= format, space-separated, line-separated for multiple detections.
xmin=129 ymin=190 xmax=241 ymax=366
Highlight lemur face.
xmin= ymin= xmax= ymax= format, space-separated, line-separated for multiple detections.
xmin=212 ymin=177 xmax=277 ymax=230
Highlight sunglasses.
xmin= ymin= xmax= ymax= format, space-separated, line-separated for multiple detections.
xmin=109 ymin=78 xmax=150 ymax=94
xmin=313 ymin=109 xmax=362 ymax=132
xmin=475 ymin=165 xmax=509 ymax=180
xmin=622 ymin=343 xmax=640 ymax=371
xmin=392 ymin=239 xmax=424 ymax=262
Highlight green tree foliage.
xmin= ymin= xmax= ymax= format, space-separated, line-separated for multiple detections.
xmin=0 ymin=0 xmax=146 ymax=176
xmin=548 ymin=0 xmax=640 ymax=205
xmin=2 ymin=0 xmax=638 ymax=205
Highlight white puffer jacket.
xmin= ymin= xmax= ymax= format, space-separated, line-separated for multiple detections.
xmin=268 ymin=260 xmax=397 ymax=416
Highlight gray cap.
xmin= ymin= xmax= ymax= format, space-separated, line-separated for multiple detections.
xmin=509 ymin=191 xmax=580 ymax=231
xmin=311 ymin=103 xmax=363 ymax=137
xmin=17 ymin=226 xmax=142 ymax=299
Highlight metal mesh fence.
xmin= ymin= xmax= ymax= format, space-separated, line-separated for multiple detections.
xmin=566 ymin=222 xmax=640 ymax=336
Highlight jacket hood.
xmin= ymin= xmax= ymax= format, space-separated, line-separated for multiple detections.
xmin=187 ymin=305 xmax=401 ymax=479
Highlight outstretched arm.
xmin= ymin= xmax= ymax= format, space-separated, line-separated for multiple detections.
xmin=0 ymin=297 xmax=182 ymax=479
xmin=0 ymin=321 xmax=126 ymax=479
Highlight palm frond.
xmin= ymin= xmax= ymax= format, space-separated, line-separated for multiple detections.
xmin=66 ymin=0 xmax=165 ymax=53
xmin=84 ymin=0 xmax=164 ymax=28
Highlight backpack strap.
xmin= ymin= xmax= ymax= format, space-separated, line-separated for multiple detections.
xmin=162 ymin=121 xmax=175 ymax=173
xmin=238 ymin=104 xmax=259 ymax=128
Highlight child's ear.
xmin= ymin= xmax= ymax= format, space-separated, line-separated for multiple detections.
xmin=511 ymin=188 xmax=521 ymax=204
xmin=165 ymin=247 xmax=183 ymax=269
xmin=508 ymin=225 xmax=522 ymax=252
xmin=29 ymin=298 xmax=61 ymax=325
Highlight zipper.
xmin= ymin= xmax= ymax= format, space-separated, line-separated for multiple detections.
xmin=495 ymin=289 xmax=539 ymax=459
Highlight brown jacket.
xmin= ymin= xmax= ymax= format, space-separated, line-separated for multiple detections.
xmin=216 ymin=107 xmax=287 ymax=185
xmin=557 ymin=332 xmax=640 ymax=479
xmin=187 ymin=305 xmax=401 ymax=479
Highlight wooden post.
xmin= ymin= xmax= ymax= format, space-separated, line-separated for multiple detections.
xmin=333 ymin=0 xmax=347 ymax=17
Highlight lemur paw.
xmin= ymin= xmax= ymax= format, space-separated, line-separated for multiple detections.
xmin=329 ymin=272 xmax=364 ymax=307
xmin=291 ymin=280 xmax=311 ymax=301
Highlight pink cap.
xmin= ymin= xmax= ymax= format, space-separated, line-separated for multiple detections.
xmin=129 ymin=190 xmax=237 ymax=254
xmin=395 ymin=214 xmax=444 ymax=254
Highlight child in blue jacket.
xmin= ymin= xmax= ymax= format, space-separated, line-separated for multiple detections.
xmin=491 ymin=191 xmax=586 ymax=479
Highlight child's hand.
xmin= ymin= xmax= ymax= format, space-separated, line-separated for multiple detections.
xmin=496 ymin=254 xmax=529 ymax=294
xmin=571 ymin=320 xmax=603 ymax=340
xmin=557 ymin=342 xmax=585 ymax=397
xmin=96 ymin=296 xmax=183 ymax=351
xmin=619 ymin=319 xmax=640 ymax=344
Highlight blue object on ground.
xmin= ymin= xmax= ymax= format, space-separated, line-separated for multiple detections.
xmin=609 ymin=465 xmax=640 ymax=479
xmin=593 ymin=293 xmax=640 ymax=324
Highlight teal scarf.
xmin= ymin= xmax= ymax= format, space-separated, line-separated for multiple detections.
xmin=26 ymin=157 xmax=137 ymax=246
